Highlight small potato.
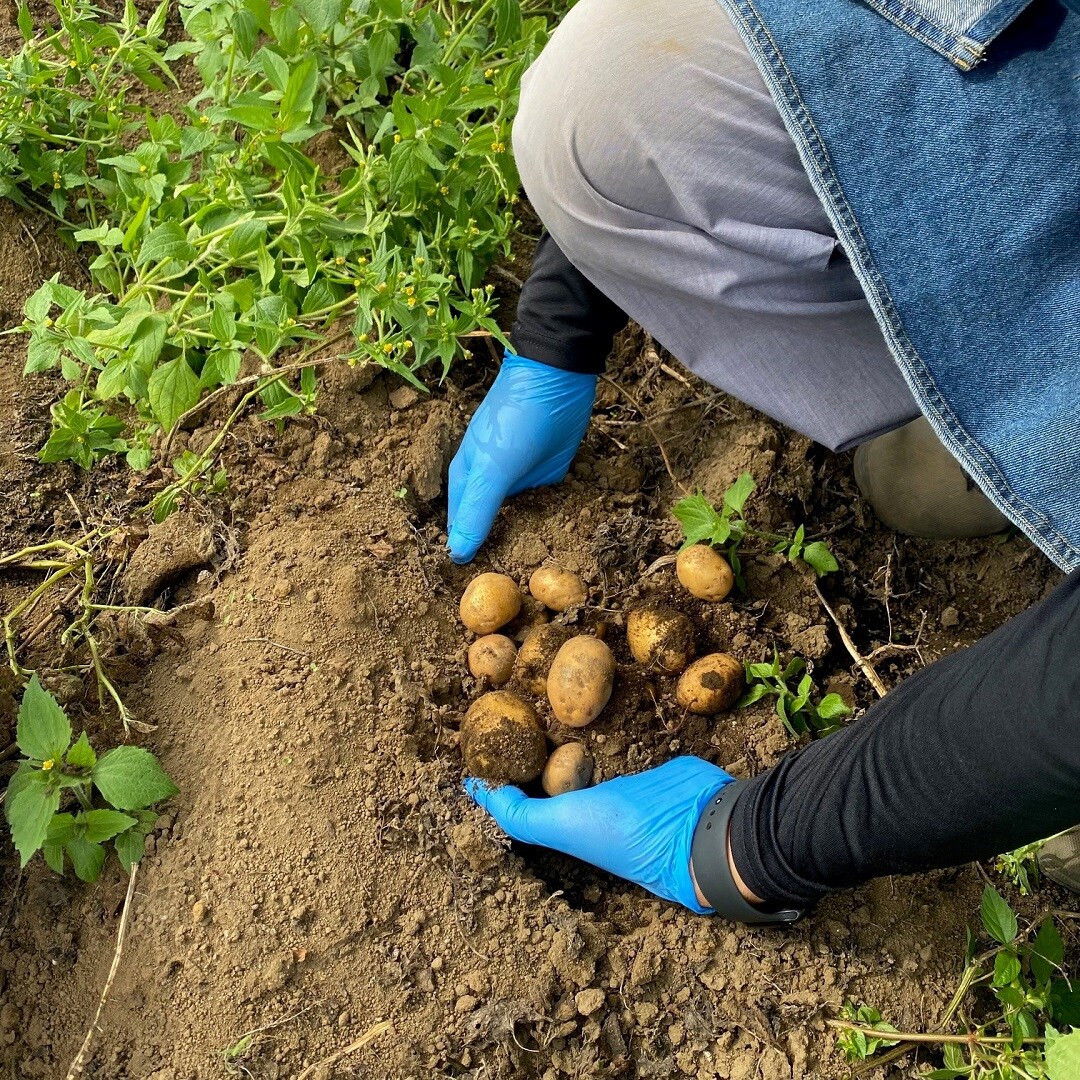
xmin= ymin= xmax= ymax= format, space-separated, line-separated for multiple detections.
xmin=542 ymin=743 xmax=594 ymax=796
xmin=626 ymin=605 xmax=696 ymax=674
xmin=514 ymin=623 xmax=572 ymax=695
xmin=676 ymin=653 xmax=745 ymax=715
xmin=546 ymin=636 xmax=615 ymax=728
xmin=676 ymin=545 xmax=734 ymax=602
xmin=461 ymin=691 xmax=547 ymax=783
xmin=459 ymin=573 xmax=522 ymax=635
xmin=529 ymin=565 xmax=587 ymax=612
xmin=468 ymin=634 xmax=517 ymax=685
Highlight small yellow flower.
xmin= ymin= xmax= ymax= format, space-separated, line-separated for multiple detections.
xmin=43 ymin=317 xmax=54 ymax=327
xmin=461 ymin=85 xmax=470 ymax=95
xmin=407 ymin=297 xmax=416 ymax=307
xmin=358 ymin=333 xmax=369 ymax=343
xmin=492 ymin=142 xmax=505 ymax=153
xmin=42 ymin=759 xmax=54 ymax=771
xmin=393 ymin=133 xmax=402 ymax=144
xmin=335 ymin=256 xmax=345 ymax=266
xmin=199 ymin=115 xmax=210 ymax=125
xmin=382 ymin=342 xmax=394 ymax=354
xmin=424 ymin=307 xmax=435 ymax=317
xmin=352 ymin=277 xmax=362 ymax=287
xmin=404 ymin=286 xmax=414 ymax=296
xmin=376 ymin=282 xmax=388 ymax=293
xmin=416 ymin=257 xmax=425 ymax=265
xmin=439 ymin=185 xmax=449 ymax=195
xmin=139 ymin=164 xmax=147 ymax=173
xmin=358 ymin=256 xmax=367 ymax=265
xmin=68 ymin=59 xmax=77 ymax=68
xmin=90 ymin=63 xmax=99 ymax=72
xmin=286 ymin=317 xmax=296 ymax=327
xmin=484 ymin=68 xmax=495 ymax=78
xmin=432 ymin=119 xmax=442 ymax=128
xmin=469 ymin=226 xmax=479 ymax=236
xmin=397 ymin=271 xmax=406 ymax=280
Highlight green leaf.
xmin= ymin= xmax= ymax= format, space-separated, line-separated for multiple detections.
xmin=815 ymin=694 xmax=852 ymax=721
xmin=8 ymin=782 xmax=61 ymax=867
xmin=672 ymin=494 xmax=723 ymax=549
xmin=258 ymin=47 xmax=290 ymax=92
xmin=114 ymin=827 xmax=146 ymax=872
xmin=16 ymin=674 xmax=72 ymax=762
xmin=24 ymin=282 xmax=54 ymax=322
xmin=66 ymin=731 xmax=97 ymax=770
xmin=17 ymin=1 xmax=33 ymax=41
xmin=295 ymin=0 xmax=341 ymax=33
xmin=981 ymin=885 xmax=1018 ymax=945
xmin=24 ymin=338 xmax=62 ymax=374
xmin=802 ymin=541 xmax=839 ymax=576
xmin=81 ymin=809 xmax=138 ymax=843
xmin=42 ymin=841 xmax=65 ymax=875
xmin=202 ymin=349 xmax=242 ymax=389
xmin=227 ymin=219 xmax=268 ymax=260
xmin=1050 ymin=980 xmax=1080 ymax=1026
xmin=1047 ymin=1025 xmax=1080 ymax=1080
xmin=1031 ymin=918 xmax=1064 ymax=984
xmin=993 ymin=949 xmax=1021 ymax=987
xmin=66 ymin=837 xmax=106 ymax=882
xmin=281 ymin=56 xmax=319 ymax=122
xmin=137 ymin=221 xmax=197 ymax=268
xmin=148 ymin=357 xmax=200 ymax=432
xmin=723 ymin=473 xmax=756 ymax=513
xmin=93 ymin=745 xmax=178 ymax=810
xmin=222 ymin=105 xmax=278 ymax=131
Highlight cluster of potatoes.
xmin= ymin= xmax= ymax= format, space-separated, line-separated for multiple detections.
xmin=457 ymin=543 xmax=745 ymax=796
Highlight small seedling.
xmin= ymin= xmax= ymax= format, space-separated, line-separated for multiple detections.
xmin=995 ymin=839 xmax=1047 ymax=896
xmin=834 ymin=887 xmax=1080 ymax=1078
xmin=673 ymin=473 xmax=838 ymax=590
xmin=4 ymin=675 xmax=177 ymax=880
xmin=737 ymin=649 xmax=852 ymax=737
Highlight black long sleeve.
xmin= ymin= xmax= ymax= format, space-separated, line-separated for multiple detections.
xmin=510 ymin=232 xmax=629 ymax=374
xmin=731 ymin=568 xmax=1080 ymax=907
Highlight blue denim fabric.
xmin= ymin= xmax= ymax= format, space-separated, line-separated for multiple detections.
xmin=714 ymin=0 xmax=1080 ymax=570
xmin=859 ymin=0 xmax=1040 ymax=67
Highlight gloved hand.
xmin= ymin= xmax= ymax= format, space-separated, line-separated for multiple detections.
xmin=464 ymin=757 xmax=733 ymax=913
xmin=447 ymin=353 xmax=597 ymax=564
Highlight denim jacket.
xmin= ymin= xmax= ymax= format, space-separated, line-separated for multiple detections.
xmin=713 ymin=0 xmax=1080 ymax=570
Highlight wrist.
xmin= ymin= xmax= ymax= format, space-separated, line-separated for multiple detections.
xmin=689 ymin=831 xmax=764 ymax=908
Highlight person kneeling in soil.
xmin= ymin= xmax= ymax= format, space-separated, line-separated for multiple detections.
xmin=447 ymin=0 xmax=1080 ymax=923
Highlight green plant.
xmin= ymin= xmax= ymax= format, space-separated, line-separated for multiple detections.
xmin=833 ymin=887 xmax=1080 ymax=1079
xmin=673 ymin=473 xmax=838 ymax=590
xmin=736 ymin=649 xmax=852 ymax=737
xmin=2 ymin=0 xmax=567 ymax=477
xmin=4 ymin=675 xmax=177 ymax=880
xmin=996 ymin=840 xmax=1048 ymax=897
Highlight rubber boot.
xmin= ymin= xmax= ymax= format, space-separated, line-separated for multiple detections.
xmin=853 ymin=417 xmax=1010 ymax=539
xmin=1039 ymin=827 xmax=1080 ymax=894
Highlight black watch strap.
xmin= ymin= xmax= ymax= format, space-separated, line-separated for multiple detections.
xmin=691 ymin=781 xmax=803 ymax=925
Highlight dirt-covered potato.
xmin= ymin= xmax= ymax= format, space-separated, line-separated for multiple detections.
xmin=459 ymin=573 xmax=522 ymax=635
xmin=546 ymin=636 xmax=615 ymax=727
xmin=676 ymin=653 xmax=745 ymax=714
xmin=626 ymin=605 xmax=696 ymax=674
xmin=542 ymin=743 xmax=594 ymax=796
xmin=529 ymin=565 xmax=587 ymax=612
xmin=467 ymin=634 xmax=517 ymax=686
xmin=461 ymin=691 xmax=547 ymax=783
xmin=676 ymin=545 xmax=734 ymax=602
xmin=514 ymin=623 xmax=572 ymax=695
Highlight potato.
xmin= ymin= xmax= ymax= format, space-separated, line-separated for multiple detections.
xmin=461 ymin=691 xmax=547 ymax=783
xmin=676 ymin=653 xmax=745 ymax=714
xmin=459 ymin=572 xmax=522 ymax=635
xmin=546 ymin=635 xmax=615 ymax=728
xmin=626 ymin=605 xmax=696 ymax=674
xmin=542 ymin=743 xmax=594 ymax=796
xmin=676 ymin=545 xmax=734 ymax=602
xmin=468 ymin=634 xmax=517 ymax=685
xmin=514 ymin=623 xmax=572 ymax=695
xmin=529 ymin=565 xmax=587 ymax=612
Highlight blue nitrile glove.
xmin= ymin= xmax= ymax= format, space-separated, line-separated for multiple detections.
xmin=447 ymin=353 xmax=597 ymax=563
xmin=464 ymin=757 xmax=734 ymax=913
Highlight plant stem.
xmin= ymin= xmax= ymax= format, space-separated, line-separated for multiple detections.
xmin=827 ymin=1019 xmax=1044 ymax=1047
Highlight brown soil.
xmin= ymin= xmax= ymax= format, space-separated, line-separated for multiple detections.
xmin=0 ymin=99 xmax=1073 ymax=1080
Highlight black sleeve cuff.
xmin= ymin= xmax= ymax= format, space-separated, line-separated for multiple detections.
xmin=509 ymin=231 xmax=629 ymax=376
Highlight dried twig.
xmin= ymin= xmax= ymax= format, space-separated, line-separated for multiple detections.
xmin=66 ymin=865 xmax=139 ymax=1079
xmin=599 ymin=375 xmax=688 ymax=495
xmin=295 ymin=1020 xmax=393 ymax=1079
xmin=814 ymin=583 xmax=888 ymax=699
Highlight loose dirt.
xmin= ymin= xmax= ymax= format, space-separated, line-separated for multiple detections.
xmin=0 ymin=195 xmax=1073 ymax=1080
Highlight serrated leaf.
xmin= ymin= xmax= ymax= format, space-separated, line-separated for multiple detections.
xmin=993 ymin=949 xmax=1021 ymax=986
xmin=981 ymin=885 xmax=1018 ymax=945
xmin=1031 ymin=918 xmax=1064 ymax=984
xmin=81 ymin=809 xmax=138 ymax=843
xmin=722 ymin=473 xmax=756 ymax=513
xmin=17 ymin=2 xmax=33 ymax=40
xmin=8 ymin=782 xmax=61 ymax=867
xmin=66 ymin=731 xmax=97 ymax=769
xmin=1047 ymin=1025 xmax=1080 ymax=1080
xmin=294 ymin=0 xmax=341 ymax=33
xmin=66 ymin=836 xmax=106 ymax=882
xmin=672 ymin=494 xmax=723 ymax=549
xmin=16 ymin=674 xmax=72 ymax=761
xmin=24 ymin=338 xmax=62 ymax=374
xmin=93 ymin=745 xmax=178 ymax=810
xmin=148 ymin=356 xmax=200 ymax=432
xmin=24 ymin=282 xmax=53 ymax=322
xmin=114 ymin=827 xmax=145 ymax=872
xmin=802 ymin=541 xmax=839 ymax=576
xmin=816 ymin=693 xmax=852 ymax=721
xmin=136 ymin=222 xmax=197 ymax=268
xmin=42 ymin=841 xmax=65 ymax=875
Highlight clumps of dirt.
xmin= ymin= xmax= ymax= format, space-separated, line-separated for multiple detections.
xmin=121 ymin=510 xmax=217 ymax=604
